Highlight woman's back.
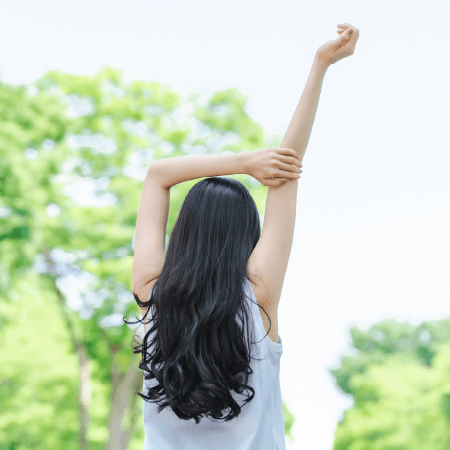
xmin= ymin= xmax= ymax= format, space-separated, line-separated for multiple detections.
xmin=141 ymin=278 xmax=285 ymax=450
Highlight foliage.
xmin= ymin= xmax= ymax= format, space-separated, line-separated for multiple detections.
xmin=0 ymin=273 xmax=80 ymax=449
xmin=331 ymin=319 xmax=450 ymax=449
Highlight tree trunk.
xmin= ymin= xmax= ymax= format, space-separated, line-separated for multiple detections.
xmin=78 ymin=344 xmax=91 ymax=450
xmin=106 ymin=352 xmax=142 ymax=450
xmin=42 ymin=246 xmax=91 ymax=450
xmin=122 ymin=369 xmax=146 ymax=448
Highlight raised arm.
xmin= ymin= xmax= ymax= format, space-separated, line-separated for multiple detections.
xmin=149 ymin=148 xmax=302 ymax=190
xmin=279 ymin=60 xmax=328 ymax=162
xmin=149 ymin=153 xmax=247 ymax=190
xmin=280 ymin=23 xmax=359 ymax=162
xmin=247 ymin=23 xmax=359 ymax=312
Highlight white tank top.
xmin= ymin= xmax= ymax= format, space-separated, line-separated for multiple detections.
xmin=141 ymin=278 xmax=285 ymax=450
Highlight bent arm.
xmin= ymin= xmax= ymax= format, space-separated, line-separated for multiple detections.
xmin=280 ymin=58 xmax=329 ymax=162
xmin=149 ymin=152 xmax=247 ymax=190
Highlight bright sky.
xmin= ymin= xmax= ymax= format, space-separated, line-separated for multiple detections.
xmin=2 ymin=1 xmax=449 ymax=448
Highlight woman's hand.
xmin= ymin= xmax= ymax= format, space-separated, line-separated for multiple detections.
xmin=245 ymin=147 xmax=302 ymax=187
xmin=315 ymin=23 xmax=360 ymax=68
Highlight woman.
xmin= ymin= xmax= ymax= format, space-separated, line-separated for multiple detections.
xmin=128 ymin=23 xmax=359 ymax=450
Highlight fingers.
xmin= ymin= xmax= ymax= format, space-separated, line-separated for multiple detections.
xmin=277 ymin=166 xmax=302 ymax=179
xmin=278 ymin=154 xmax=303 ymax=169
xmin=274 ymin=148 xmax=303 ymax=179
xmin=339 ymin=28 xmax=353 ymax=40
xmin=277 ymin=147 xmax=301 ymax=162
xmin=276 ymin=149 xmax=303 ymax=167
xmin=337 ymin=23 xmax=359 ymax=37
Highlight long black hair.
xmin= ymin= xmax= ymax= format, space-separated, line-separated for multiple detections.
xmin=125 ymin=176 xmax=272 ymax=424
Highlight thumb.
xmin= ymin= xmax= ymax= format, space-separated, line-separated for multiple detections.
xmin=334 ymin=28 xmax=353 ymax=48
xmin=344 ymin=28 xmax=353 ymax=38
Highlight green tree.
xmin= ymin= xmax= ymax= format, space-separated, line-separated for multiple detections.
xmin=0 ymin=74 xmax=69 ymax=299
xmin=0 ymin=273 xmax=80 ymax=449
xmin=331 ymin=319 xmax=450 ymax=449
xmin=0 ymin=66 xmax=294 ymax=448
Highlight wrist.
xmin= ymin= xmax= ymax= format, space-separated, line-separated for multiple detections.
xmin=313 ymin=55 xmax=330 ymax=73
xmin=239 ymin=151 xmax=251 ymax=175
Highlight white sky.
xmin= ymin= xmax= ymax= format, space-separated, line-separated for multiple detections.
xmin=2 ymin=1 xmax=449 ymax=448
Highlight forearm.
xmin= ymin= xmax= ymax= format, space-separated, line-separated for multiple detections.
xmin=148 ymin=152 xmax=247 ymax=190
xmin=280 ymin=58 xmax=329 ymax=163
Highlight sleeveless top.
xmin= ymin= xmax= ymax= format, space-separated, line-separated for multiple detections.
xmin=141 ymin=278 xmax=285 ymax=450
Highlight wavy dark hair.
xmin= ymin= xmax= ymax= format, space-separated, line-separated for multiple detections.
xmin=125 ymin=176 xmax=272 ymax=424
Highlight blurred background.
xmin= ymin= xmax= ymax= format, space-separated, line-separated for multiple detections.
xmin=1 ymin=0 xmax=449 ymax=449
